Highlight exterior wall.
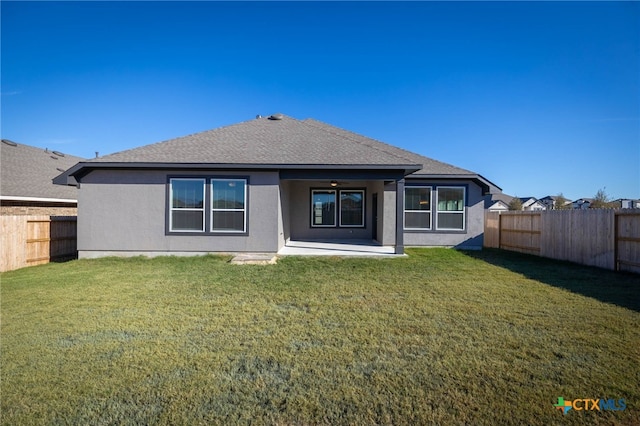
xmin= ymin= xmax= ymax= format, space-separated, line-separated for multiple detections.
xmin=488 ymin=201 xmax=509 ymax=213
xmin=572 ymin=200 xmax=591 ymax=209
xmin=77 ymin=169 xmax=281 ymax=257
xmin=382 ymin=182 xmax=397 ymax=245
xmin=278 ymin=180 xmax=291 ymax=249
xmin=525 ymin=201 xmax=546 ymax=211
xmin=0 ymin=203 xmax=77 ymax=216
xmin=371 ymin=181 xmax=385 ymax=242
xmin=539 ymin=198 xmax=555 ymax=210
xmin=286 ymin=180 xmax=384 ymax=241
xmin=402 ymin=179 xmax=485 ymax=249
xmin=77 ymin=170 xmax=490 ymax=255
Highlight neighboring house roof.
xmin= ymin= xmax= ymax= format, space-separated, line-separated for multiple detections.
xmin=516 ymin=197 xmax=542 ymax=209
xmin=55 ymin=114 xmax=499 ymax=192
xmin=486 ymin=200 xmax=510 ymax=211
xmin=540 ymin=195 xmax=561 ymax=202
xmin=484 ymin=192 xmax=514 ymax=209
xmin=1 ymin=139 xmax=83 ymax=203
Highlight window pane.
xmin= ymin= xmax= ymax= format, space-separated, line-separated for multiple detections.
xmin=172 ymin=211 xmax=204 ymax=231
xmin=438 ymin=188 xmax=464 ymax=211
xmin=312 ymin=191 xmax=336 ymax=226
xmin=405 ymin=212 xmax=431 ymax=229
xmin=212 ymin=180 xmax=245 ymax=209
xmin=340 ymin=191 xmax=364 ymax=226
xmin=212 ymin=211 xmax=245 ymax=232
xmin=172 ymin=180 xmax=204 ymax=208
xmin=405 ymin=188 xmax=431 ymax=211
xmin=438 ymin=212 xmax=464 ymax=229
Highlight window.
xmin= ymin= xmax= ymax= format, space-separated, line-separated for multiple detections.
xmin=437 ymin=187 xmax=465 ymax=230
xmin=211 ymin=179 xmax=246 ymax=232
xmin=311 ymin=189 xmax=365 ymax=228
xmin=404 ymin=186 xmax=431 ymax=230
xmin=168 ymin=177 xmax=247 ymax=234
xmin=340 ymin=190 xmax=365 ymax=227
xmin=170 ymin=179 xmax=205 ymax=232
xmin=311 ymin=190 xmax=336 ymax=227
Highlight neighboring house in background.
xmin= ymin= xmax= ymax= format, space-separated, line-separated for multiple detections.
xmin=613 ymin=199 xmax=640 ymax=209
xmin=54 ymin=114 xmax=500 ymax=258
xmin=484 ymin=192 xmax=513 ymax=212
xmin=1 ymin=139 xmax=83 ymax=215
xmin=539 ymin=195 xmax=571 ymax=210
xmin=572 ymin=198 xmax=594 ymax=209
xmin=518 ymin=197 xmax=546 ymax=211
xmin=484 ymin=194 xmax=545 ymax=212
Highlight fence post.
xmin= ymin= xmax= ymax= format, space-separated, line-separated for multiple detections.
xmin=614 ymin=212 xmax=619 ymax=271
xmin=498 ymin=212 xmax=502 ymax=249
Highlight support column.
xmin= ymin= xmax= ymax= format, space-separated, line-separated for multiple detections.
xmin=395 ymin=178 xmax=404 ymax=254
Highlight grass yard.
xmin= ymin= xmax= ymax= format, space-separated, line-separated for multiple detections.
xmin=1 ymin=248 xmax=639 ymax=425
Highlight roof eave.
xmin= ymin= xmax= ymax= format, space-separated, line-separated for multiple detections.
xmin=54 ymin=161 xmax=423 ymax=183
xmin=53 ymin=164 xmax=82 ymax=186
xmin=407 ymin=172 xmax=501 ymax=194
xmin=0 ymin=195 xmax=78 ymax=203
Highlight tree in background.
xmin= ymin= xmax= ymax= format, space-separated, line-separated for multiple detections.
xmin=590 ymin=187 xmax=614 ymax=209
xmin=554 ymin=193 xmax=570 ymax=210
xmin=508 ymin=197 xmax=523 ymax=211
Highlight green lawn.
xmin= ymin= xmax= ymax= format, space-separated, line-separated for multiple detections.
xmin=1 ymin=249 xmax=638 ymax=425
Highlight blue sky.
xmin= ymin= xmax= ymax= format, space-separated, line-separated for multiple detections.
xmin=2 ymin=1 xmax=639 ymax=200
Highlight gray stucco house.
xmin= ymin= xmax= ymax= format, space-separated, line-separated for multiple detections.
xmin=54 ymin=114 xmax=499 ymax=258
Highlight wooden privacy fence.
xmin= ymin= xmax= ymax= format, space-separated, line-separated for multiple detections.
xmin=0 ymin=215 xmax=77 ymax=272
xmin=484 ymin=209 xmax=640 ymax=274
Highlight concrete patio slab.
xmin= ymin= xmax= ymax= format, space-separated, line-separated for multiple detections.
xmin=229 ymin=253 xmax=278 ymax=265
xmin=277 ymin=240 xmax=403 ymax=257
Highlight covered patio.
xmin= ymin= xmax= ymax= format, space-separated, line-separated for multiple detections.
xmin=278 ymin=169 xmax=412 ymax=255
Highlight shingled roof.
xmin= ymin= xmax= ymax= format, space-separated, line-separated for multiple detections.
xmin=1 ymin=140 xmax=83 ymax=202
xmin=55 ymin=114 xmax=498 ymax=190
xmin=300 ymin=118 xmax=475 ymax=176
xmin=89 ymin=115 xmax=427 ymax=167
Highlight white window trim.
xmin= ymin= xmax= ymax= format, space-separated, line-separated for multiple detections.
xmin=339 ymin=190 xmax=365 ymax=227
xmin=210 ymin=178 xmax=247 ymax=233
xmin=404 ymin=186 xmax=432 ymax=230
xmin=169 ymin=178 xmax=206 ymax=232
xmin=436 ymin=186 xmax=466 ymax=231
xmin=311 ymin=189 xmax=337 ymax=227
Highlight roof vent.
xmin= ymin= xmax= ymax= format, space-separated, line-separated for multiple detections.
xmin=52 ymin=150 xmax=65 ymax=157
xmin=2 ymin=139 xmax=18 ymax=147
xmin=56 ymin=167 xmax=66 ymax=172
xmin=269 ymin=113 xmax=284 ymax=120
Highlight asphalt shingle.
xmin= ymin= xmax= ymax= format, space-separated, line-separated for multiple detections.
xmin=1 ymin=140 xmax=83 ymax=200
xmin=89 ymin=115 xmax=475 ymax=176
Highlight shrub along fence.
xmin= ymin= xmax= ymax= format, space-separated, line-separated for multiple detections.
xmin=0 ymin=215 xmax=77 ymax=272
xmin=484 ymin=209 xmax=640 ymax=273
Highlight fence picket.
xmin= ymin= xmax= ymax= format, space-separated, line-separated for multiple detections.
xmin=0 ymin=215 xmax=77 ymax=272
xmin=485 ymin=209 xmax=639 ymax=272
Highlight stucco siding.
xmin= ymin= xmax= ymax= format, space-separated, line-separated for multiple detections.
xmin=277 ymin=180 xmax=291 ymax=249
xmin=382 ymin=182 xmax=397 ymax=246
xmin=287 ymin=180 xmax=383 ymax=241
xmin=402 ymin=179 xmax=485 ymax=249
xmin=78 ymin=169 xmax=280 ymax=257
